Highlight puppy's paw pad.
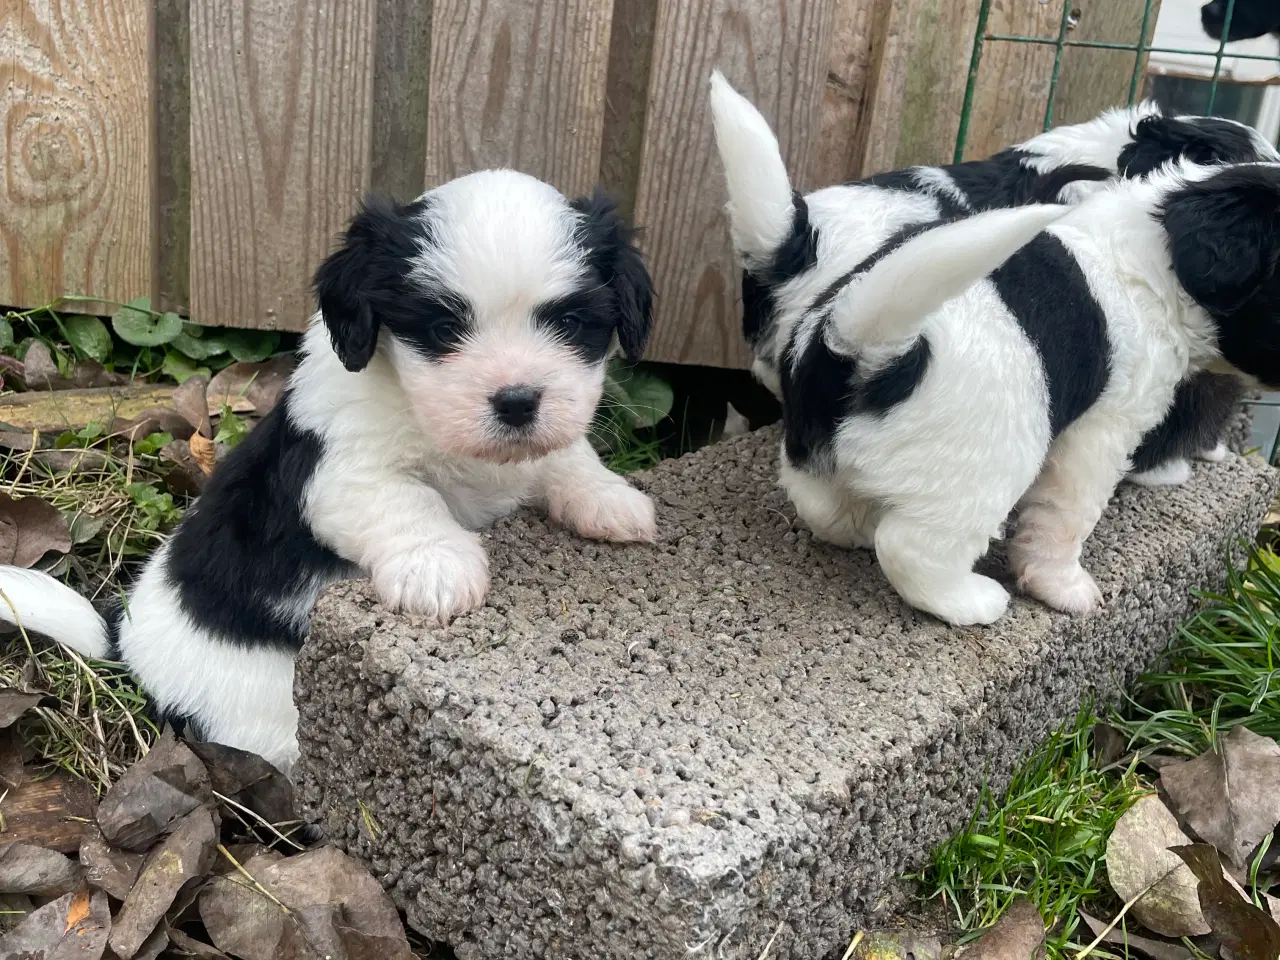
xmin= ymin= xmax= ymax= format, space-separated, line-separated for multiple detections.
xmin=373 ymin=535 xmax=490 ymax=623
xmin=1197 ymin=442 xmax=1228 ymax=463
xmin=552 ymin=482 xmax=656 ymax=543
xmin=1128 ymin=459 xmax=1193 ymax=487
xmin=1022 ymin=565 xmax=1103 ymax=617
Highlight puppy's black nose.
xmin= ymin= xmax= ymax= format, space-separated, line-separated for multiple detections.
xmin=490 ymin=385 xmax=541 ymax=428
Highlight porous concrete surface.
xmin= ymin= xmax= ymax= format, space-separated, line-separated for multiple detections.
xmin=296 ymin=426 xmax=1278 ymax=960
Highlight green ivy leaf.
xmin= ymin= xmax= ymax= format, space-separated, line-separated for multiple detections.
xmin=112 ymin=297 xmax=183 ymax=347
xmin=225 ymin=329 xmax=281 ymax=363
xmin=63 ymin=314 xmax=113 ymax=362
xmin=171 ymin=329 xmax=229 ymax=360
xmin=0 ymin=318 xmax=13 ymax=352
xmin=162 ymin=349 xmax=211 ymax=384
xmin=133 ymin=431 xmax=174 ymax=457
xmin=606 ymin=363 xmax=673 ymax=429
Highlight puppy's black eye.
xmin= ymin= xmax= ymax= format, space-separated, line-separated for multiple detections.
xmin=558 ymin=312 xmax=587 ymax=337
xmin=393 ymin=311 xmax=467 ymax=358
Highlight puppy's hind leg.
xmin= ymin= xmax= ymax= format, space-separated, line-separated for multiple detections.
xmin=1010 ymin=416 xmax=1131 ymax=616
xmin=780 ymin=458 xmax=879 ymax=549
xmin=873 ymin=512 xmax=1009 ymax=626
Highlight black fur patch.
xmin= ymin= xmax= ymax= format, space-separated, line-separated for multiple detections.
xmin=1024 ymin=164 xmax=1115 ymax=203
xmin=782 ymin=223 xmax=937 ymax=468
xmin=990 ymin=233 xmax=1111 ymax=437
xmin=1118 ymin=115 xmax=1268 ymax=178
xmin=1202 ymin=0 xmax=1280 ymax=41
xmin=164 ymin=392 xmax=355 ymax=654
xmin=740 ymin=193 xmax=819 ymax=346
xmin=570 ymin=189 xmax=654 ymax=361
xmin=1131 ymin=371 xmax=1244 ymax=472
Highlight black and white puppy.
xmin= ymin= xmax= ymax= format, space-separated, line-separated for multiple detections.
xmin=1202 ymin=0 xmax=1280 ymax=41
xmin=710 ymin=72 xmax=1280 ymax=627
xmin=0 ymin=171 xmax=657 ymax=772
xmin=844 ymin=107 xmax=1275 ymax=487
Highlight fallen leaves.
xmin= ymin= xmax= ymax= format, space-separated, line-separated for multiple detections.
xmin=1173 ymin=844 xmax=1280 ymax=960
xmin=1162 ymin=726 xmax=1280 ymax=872
xmin=958 ymin=899 xmax=1046 ymax=960
xmin=0 ymin=492 xmax=72 ymax=568
xmin=0 ymin=727 xmax=418 ymax=960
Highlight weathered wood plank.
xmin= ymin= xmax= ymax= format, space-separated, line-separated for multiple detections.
xmin=0 ymin=770 xmax=96 ymax=854
xmin=371 ymin=0 xmax=434 ymax=202
xmin=0 ymin=0 xmax=152 ymax=309
xmin=1054 ymin=0 xmax=1163 ymax=126
xmin=858 ymin=0 xmax=985 ymax=173
xmin=424 ymin=0 xmax=615 ymax=198
xmin=598 ymin=0 xmax=657 ymax=218
xmin=634 ymin=0 xmax=838 ymax=368
xmin=959 ymin=0 xmax=1063 ymax=161
xmin=810 ymin=0 xmax=895 ymax=185
xmin=189 ymin=0 xmax=376 ymax=331
xmin=155 ymin=0 xmax=191 ymax=315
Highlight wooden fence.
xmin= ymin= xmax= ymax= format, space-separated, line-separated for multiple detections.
xmin=2 ymin=0 xmax=1157 ymax=369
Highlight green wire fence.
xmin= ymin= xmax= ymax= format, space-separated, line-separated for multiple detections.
xmin=954 ymin=0 xmax=1280 ymax=465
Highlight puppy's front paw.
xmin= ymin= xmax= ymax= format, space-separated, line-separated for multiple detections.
xmin=1128 ymin=459 xmax=1192 ymax=487
xmin=1197 ymin=442 xmax=1228 ymax=463
xmin=371 ymin=534 xmax=490 ymax=623
xmin=550 ymin=480 xmax=656 ymax=543
xmin=1019 ymin=562 xmax=1103 ymax=617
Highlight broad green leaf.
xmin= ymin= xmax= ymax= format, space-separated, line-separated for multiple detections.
xmin=162 ymin=349 xmax=211 ymax=384
xmin=63 ymin=314 xmax=113 ymax=362
xmin=225 ymin=329 xmax=281 ymax=363
xmin=0 ymin=318 xmax=13 ymax=351
xmin=613 ymin=367 xmax=673 ymax=428
xmin=171 ymin=329 xmax=229 ymax=360
xmin=112 ymin=298 xmax=183 ymax=347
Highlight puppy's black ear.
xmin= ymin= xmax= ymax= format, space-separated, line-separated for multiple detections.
xmin=1119 ymin=115 xmax=1262 ymax=178
xmin=571 ymin=188 xmax=654 ymax=362
xmin=313 ymin=195 xmax=408 ymax=372
xmin=1161 ymin=166 xmax=1280 ymax=315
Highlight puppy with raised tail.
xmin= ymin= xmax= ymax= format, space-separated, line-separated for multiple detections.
xmin=710 ymin=71 xmax=1280 ymax=626
xmin=0 ymin=171 xmax=657 ymax=773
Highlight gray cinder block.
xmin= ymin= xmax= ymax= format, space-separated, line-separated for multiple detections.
xmin=296 ymin=426 xmax=1278 ymax=960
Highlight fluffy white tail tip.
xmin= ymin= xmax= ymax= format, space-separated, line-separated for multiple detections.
xmin=0 ymin=567 xmax=111 ymax=659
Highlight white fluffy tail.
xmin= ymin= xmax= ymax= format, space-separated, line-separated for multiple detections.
xmin=708 ymin=70 xmax=796 ymax=264
xmin=0 ymin=567 xmax=111 ymax=659
xmin=829 ymin=203 xmax=1073 ymax=354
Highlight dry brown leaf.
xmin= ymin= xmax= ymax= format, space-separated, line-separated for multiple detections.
xmin=1078 ymin=911 xmax=1192 ymax=960
xmin=0 ymin=492 xmax=72 ymax=568
xmin=0 ymin=688 xmax=58 ymax=728
xmin=96 ymin=733 xmax=212 ymax=852
xmin=1162 ymin=726 xmax=1280 ymax=871
xmin=133 ymin=925 xmax=170 ymax=960
xmin=31 ymin=449 xmax=112 ymax=475
xmin=80 ymin=826 xmax=146 ymax=901
xmin=0 ymin=842 xmax=83 ymax=897
xmin=168 ymin=926 xmax=231 ymax=957
xmin=0 ymin=885 xmax=110 ymax=959
xmin=1171 ymin=844 xmax=1280 ymax=960
xmin=108 ymin=805 xmax=219 ymax=959
xmin=171 ymin=376 xmax=213 ymax=438
xmin=188 ymin=740 xmax=296 ymax=826
xmin=69 ymin=362 xmax=128 ymax=389
xmin=200 ymin=847 xmax=412 ymax=960
xmin=188 ymin=433 xmax=217 ymax=477
xmin=64 ymin=884 xmax=91 ymax=929
xmin=22 ymin=341 xmax=64 ymax=390
xmin=0 ymin=727 xmax=25 ymax=790
xmin=1106 ymin=794 xmax=1210 ymax=937
xmin=207 ymin=356 xmax=294 ymax=416
xmin=159 ymin=440 xmax=208 ymax=497
xmin=110 ymin=406 xmax=197 ymax=443
xmin=957 ymin=898 xmax=1045 ymax=960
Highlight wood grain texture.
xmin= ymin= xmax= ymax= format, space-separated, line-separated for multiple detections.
xmin=810 ymin=0 xmax=895 ymax=185
xmin=0 ymin=0 xmax=152 ymax=308
xmin=154 ymin=0 xmax=190 ymax=314
xmin=858 ymin=0 xmax=984 ymax=173
xmin=189 ymin=0 xmax=376 ymax=331
xmin=598 ymin=0 xmax=657 ymax=217
xmin=1054 ymin=0 xmax=1162 ymax=126
xmin=0 ymin=770 xmax=96 ymax=853
xmin=959 ymin=0 xmax=1064 ymax=161
xmin=634 ymin=0 xmax=838 ymax=368
xmin=424 ymin=0 xmax=615 ymax=198
xmin=371 ymin=0 xmax=433 ymax=202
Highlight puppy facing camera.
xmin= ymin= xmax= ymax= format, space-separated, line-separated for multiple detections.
xmin=0 ymin=170 xmax=657 ymax=773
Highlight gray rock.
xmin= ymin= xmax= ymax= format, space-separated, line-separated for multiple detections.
xmin=296 ymin=425 xmax=1278 ymax=960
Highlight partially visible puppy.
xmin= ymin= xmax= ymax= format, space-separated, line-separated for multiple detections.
xmin=853 ymin=107 xmax=1276 ymax=486
xmin=0 ymin=171 xmax=657 ymax=773
xmin=711 ymin=72 xmax=1280 ymax=627
xmin=1201 ymin=0 xmax=1280 ymax=41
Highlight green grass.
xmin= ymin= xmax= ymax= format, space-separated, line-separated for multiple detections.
xmin=920 ymin=539 xmax=1280 ymax=959
xmin=920 ymin=709 xmax=1149 ymax=958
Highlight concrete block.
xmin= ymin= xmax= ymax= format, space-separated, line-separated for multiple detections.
xmin=296 ymin=426 xmax=1278 ymax=960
